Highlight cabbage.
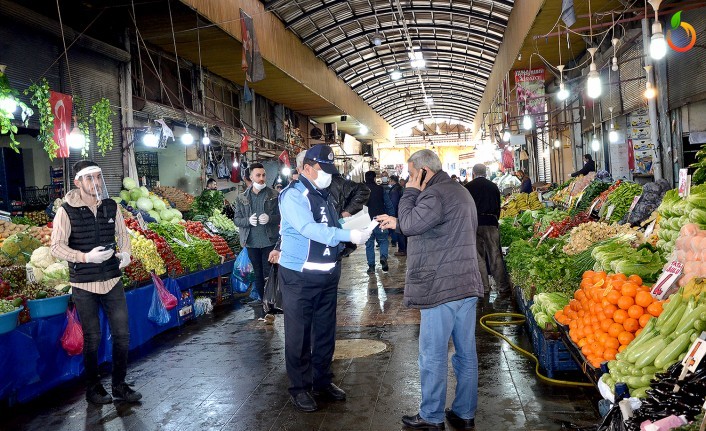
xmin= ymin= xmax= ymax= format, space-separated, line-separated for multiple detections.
xmin=30 ymin=247 xmax=56 ymax=269
xmin=148 ymin=210 xmax=161 ymax=222
xmin=171 ymin=209 xmax=182 ymax=220
xmin=120 ymin=190 xmax=131 ymax=202
xmin=152 ymin=199 xmax=166 ymax=211
xmin=136 ymin=197 xmax=154 ymax=211
xmin=127 ymin=201 xmax=136 ymax=209
xmin=160 ymin=209 xmax=174 ymax=221
xmin=139 ymin=186 xmax=149 ymax=198
xmin=123 ymin=177 xmax=137 ymax=190
xmin=43 ymin=262 xmax=70 ymax=285
xmin=112 ymin=197 xmax=123 ymax=204
xmin=130 ymin=189 xmax=143 ymax=201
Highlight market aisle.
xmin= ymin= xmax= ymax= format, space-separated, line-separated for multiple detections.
xmin=2 ymin=250 xmax=600 ymax=431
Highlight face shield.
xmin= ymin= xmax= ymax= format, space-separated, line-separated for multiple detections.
xmin=75 ymin=166 xmax=109 ymax=202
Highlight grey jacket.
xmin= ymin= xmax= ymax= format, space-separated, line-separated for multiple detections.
xmin=233 ymin=186 xmax=281 ymax=248
xmin=398 ymin=171 xmax=484 ymax=308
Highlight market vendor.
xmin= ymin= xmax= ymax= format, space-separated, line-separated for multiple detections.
xmin=570 ymin=154 xmax=596 ymax=178
xmin=516 ymin=170 xmax=533 ymax=193
xmin=206 ymin=178 xmax=218 ymax=190
xmin=50 ymin=161 xmax=142 ymax=405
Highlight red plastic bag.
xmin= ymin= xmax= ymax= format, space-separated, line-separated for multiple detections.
xmin=61 ymin=306 xmax=83 ymax=356
xmin=152 ymin=272 xmax=177 ymax=310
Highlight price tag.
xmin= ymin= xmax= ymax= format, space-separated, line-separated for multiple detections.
xmin=568 ymin=195 xmax=574 ymax=208
xmin=588 ymin=198 xmax=600 ymax=215
xmin=537 ymin=226 xmax=554 ymax=246
xmin=627 ymin=195 xmax=641 ymax=216
xmin=136 ymin=213 xmax=147 ymax=230
xmin=679 ymin=168 xmax=691 ymax=197
xmin=576 ymin=191 xmax=585 ymax=206
xmin=681 ymin=333 xmax=706 ymax=375
xmin=650 ymin=260 xmax=684 ymax=300
xmin=644 ymin=218 xmax=658 ymax=237
xmin=605 ymin=205 xmax=616 ymax=220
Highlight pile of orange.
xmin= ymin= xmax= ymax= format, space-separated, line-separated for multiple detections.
xmin=554 ymin=271 xmax=665 ymax=368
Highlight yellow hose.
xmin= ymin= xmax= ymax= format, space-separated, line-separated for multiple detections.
xmin=479 ymin=312 xmax=594 ymax=387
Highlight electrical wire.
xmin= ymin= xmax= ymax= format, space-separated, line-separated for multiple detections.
xmin=55 ymin=0 xmax=73 ymax=95
xmin=479 ymin=313 xmax=594 ymax=387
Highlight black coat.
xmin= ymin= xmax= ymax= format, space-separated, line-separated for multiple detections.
xmin=465 ymin=177 xmax=501 ymax=226
xmin=571 ymin=160 xmax=596 ymax=177
xmin=329 ymin=175 xmax=370 ymax=216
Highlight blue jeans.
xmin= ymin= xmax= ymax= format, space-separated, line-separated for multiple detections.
xmin=419 ymin=297 xmax=478 ymax=423
xmin=365 ymin=226 xmax=389 ymax=266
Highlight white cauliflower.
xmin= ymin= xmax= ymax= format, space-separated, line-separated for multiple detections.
xmin=30 ymin=247 xmax=56 ymax=269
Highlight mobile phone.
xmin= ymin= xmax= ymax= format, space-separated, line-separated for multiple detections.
xmin=104 ymin=242 xmax=117 ymax=251
xmin=420 ymin=168 xmax=427 ymax=184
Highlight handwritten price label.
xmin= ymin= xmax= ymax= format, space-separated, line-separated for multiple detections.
xmin=651 ymin=261 xmax=684 ymax=300
xmin=538 ymin=226 xmax=555 ymax=247
xmin=605 ymin=205 xmax=616 ymax=220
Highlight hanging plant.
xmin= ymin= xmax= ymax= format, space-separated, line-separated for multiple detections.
xmin=24 ymin=78 xmax=58 ymax=160
xmin=73 ymin=96 xmax=91 ymax=159
xmin=90 ymin=97 xmax=114 ymax=156
xmin=0 ymin=71 xmax=33 ymax=152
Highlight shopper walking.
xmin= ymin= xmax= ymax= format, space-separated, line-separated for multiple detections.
xmin=570 ymin=154 xmax=597 ymax=177
xmin=364 ymin=171 xmax=392 ymax=274
xmin=233 ymin=163 xmax=281 ymax=318
xmin=278 ymin=144 xmax=371 ymax=412
xmin=466 ymin=164 xmax=513 ymax=306
xmin=388 ymin=175 xmax=406 ymax=256
xmin=50 ymin=161 xmax=142 ymax=404
xmin=377 ymin=149 xmax=483 ymax=431
xmin=380 ymin=171 xmax=396 ymax=247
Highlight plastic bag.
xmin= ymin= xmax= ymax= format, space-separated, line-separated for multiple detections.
xmin=153 ymin=273 xmax=178 ymax=310
xmin=61 ymin=306 xmax=83 ymax=356
xmin=263 ymin=264 xmax=282 ymax=314
xmin=233 ymin=248 xmax=255 ymax=283
xmin=148 ymin=284 xmax=171 ymax=326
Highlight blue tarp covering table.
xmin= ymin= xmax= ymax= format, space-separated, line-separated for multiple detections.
xmin=0 ymin=260 xmax=234 ymax=404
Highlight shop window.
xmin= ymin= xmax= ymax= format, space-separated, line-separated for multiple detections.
xmin=131 ymin=44 xmax=193 ymax=110
xmin=203 ymin=79 xmax=240 ymax=128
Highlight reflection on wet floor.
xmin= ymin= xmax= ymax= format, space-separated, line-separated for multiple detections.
xmin=1 ymin=249 xmax=600 ymax=431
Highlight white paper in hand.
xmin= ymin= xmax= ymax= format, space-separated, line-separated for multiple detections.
xmin=366 ymin=220 xmax=379 ymax=232
xmin=341 ymin=208 xmax=372 ymax=230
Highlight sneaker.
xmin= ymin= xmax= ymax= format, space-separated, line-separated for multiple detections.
xmin=112 ymin=382 xmax=142 ymax=403
xmin=367 ymin=265 xmax=375 ymax=274
xmin=381 ymin=258 xmax=389 ymax=272
xmin=86 ymin=383 xmax=112 ymax=404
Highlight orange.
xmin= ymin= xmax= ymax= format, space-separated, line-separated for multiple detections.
xmin=600 ymin=318 xmax=613 ymax=332
xmin=603 ymin=348 xmax=618 ymax=361
xmin=570 ymin=299 xmax=580 ymax=311
xmin=584 ymin=270 xmax=596 ymax=280
xmin=582 ymin=344 xmax=593 ymax=356
xmin=635 ymin=328 xmax=643 ymax=337
xmin=635 ymin=291 xmax=653 ymax=308
xmin=623 ymin=318 xmax=639 ymax=333
xmin=567 ymin=310 xmax=578 ymax=320
xmin=597 ymin=332 xmax=609 ymax=344
xmin=618 ymin=344 xmax=627 ymax=353
xmin=580 ymin=279 xmax=593 ymax=289
xmin=639 ymin=313 xmax=652 ymax=328
xmin=578 ymin=338 xmax=589 ymax=348
xmin=621 ymin=283 xmax=638 ymax=298
xmin=604 ymin=337 xmax=620 ymax=350
xmin=604 ymin=304 xmax=618 ymax=316
xmin=575 ymin=290 xmax=587 ymax=302
xmin=628 ymin=305 xmax=645 ymax=319
xmin=647 ymin=301 xmax=663 ymax=317
xmin=618 ymin=296 xmax=635 ymax=310
xmin=613 ymin=273 xmax=628 ymax=282
xmin=628 ymin=275 xmax=643 ymax=285
xmin=613 ymin=309 xmax=628 ymax=324
xmin=618 ymin=331 xmax=635 ymax=346
xmin=606 ymin=290 xmax=621 ymax=305
xmin=608 ymin=322 xmax=625 ymax=338
xmin=591 ymin=342 xmax=605 ymax=357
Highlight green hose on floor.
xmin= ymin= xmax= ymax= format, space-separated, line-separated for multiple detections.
xmin=479 ymin=313 xmax=594 ymax=387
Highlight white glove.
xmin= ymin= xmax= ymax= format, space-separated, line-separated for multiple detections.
xmin=258 ymin=213 xmax=270 ymax=225
xmin=84 ymin=246 xmax=114 ymax=264
xmin=249 ymin=213 xmax=258 ymax=226
xmin=349 ymin=229 xmax=372 ymax=245
xmin=116 ymin=252 xmax=131 ymax=269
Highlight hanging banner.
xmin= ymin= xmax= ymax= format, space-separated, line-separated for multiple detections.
xmin=49 ymin=91 xmax=72 ymax=158
xmin=278 ymin=150 xmax=291 ymax=167
xmin=240 ymin=10 xmax=265 ymax=83
xmin=514 ymin=69 xmax=546 ymax=117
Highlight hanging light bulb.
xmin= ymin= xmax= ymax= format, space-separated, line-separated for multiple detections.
xmin=611 ymin=38 xmax=620 ymax=71
xmin=591 ymin=135 xmax=600 ymax=152
xmin=502 ymin=127 xmax=511 ymax=142
xmin=282 ymin=166 xmax=291 ymax=176
xmin=371 ymin=32 xmax=384 ymax=46
xmin=417 ymin=119 xmax=424 ymax=131
xmin=586 ymin=48 xmax=602 ymax=99
xmin=650 ymin=22 xmax=667 ymax=60
xmin=609 ymin=125 xmax=619 ymax=143
xmin=359 ymin=124 xmax=368 ymax=134
xmin=409 ymin=49 xmax=425 ymax=69
xmin=0 ymin=96 xmax=17 ymax=114
xmin=232 ymin=159 xmax=239 ymax=168
xmin=522 ymin=111 xmax=533 ymax=130
xmin=557 ymin=82 xmax=570 ymax=101
xmin=67 ymin=117 xmax=86 ymax=149
xmin=142 ymin=129 xmax=159 ymax=147
xmin=202 ymin=127 xmax=210 ymax=145
xmin=554 ymin=139 xmax=561 ymax=149
xmin=390 ymin=70 xmax=402 ymax=80
xmin=644 ymin=81 xmax=657 ymax=99
xmin=181 ymin=125 xmax=194 ymax=145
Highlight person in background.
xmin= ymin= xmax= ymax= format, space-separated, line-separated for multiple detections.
xmin=291 ymin=169 xmax=299 ymax=182
xmin=381 ymin=171 xmax=396 ymax=247
xmin=465 ymin=164 xmax=513 ymax=308
xmin=50 ymin=160 xmax=142 ymax=404
xmin=275 ymin=183 xmax=284 ymax=193
xmin=233 ymin=163 xmax=281 ymax=321
xmin=206 ymin=178 xmax=218 ymax=190
xmin=364 ymin=170 xmax=392 ymax=274
xmin=277 ymin=144 xmax=371 ymax=412
xmin=516 ymin=170 xmax=532 ymax=193
xmin=570 ymin=154 xmax=597 ymax=178
xmin=399 ymin=177 xmax=407 ymax=188
xmin=377 ymin=149 xmax=482 ymax=431
xmin=388 ymin=175 xmax=406 ymax=256
xmin=451 ymin=174 xmax=460 ymax=183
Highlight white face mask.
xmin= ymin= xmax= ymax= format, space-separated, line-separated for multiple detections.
xmin=252 ymin=182 xmax=266 ymax=191
xmin=314 ymin=170 xmax=332 ymax=189
xmin=381 ymin=176 xmax=389 ymax=183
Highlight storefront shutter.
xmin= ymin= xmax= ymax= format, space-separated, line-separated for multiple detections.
xmin=666 ymin=8 xmax=706 ymax=109
xmin=619 ymin=39 xmax=647 ymax=115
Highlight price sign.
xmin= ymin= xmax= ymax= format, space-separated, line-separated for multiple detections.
xmin=136 ymin=213 xmax=147 ymax=230
xmin=679 ymin=168 xmax=691 ymax=197
xmin=538 ymin=226 xmax=555 ymax=246
xmin=650 ymin=261 xmax=684 ymax=300
xmin=588 ymin=199 xmax=600 ymax=215
xmin=644 ymin=218 xmax=658 ymax=237
xmin=605 ymin=205 xmax=616 ymax=220
xmin=681 ymin=334 xmax=706 ymax=375
xmin=627 ymin=195 xmax=642 ymax=216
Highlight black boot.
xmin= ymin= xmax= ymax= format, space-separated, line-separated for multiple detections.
xmin=112 ymin=382 xmax=143 ymax=402
xmin=86 ymin=383 xmax=112 ymax=404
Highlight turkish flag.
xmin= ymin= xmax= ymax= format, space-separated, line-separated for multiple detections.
xmin=240 ymin=128 xmax=250 ymax=154
xmin=49 ymin=91 xmax=72 ymax=158
xmin=278 ymin=150 xmax=290 ymax=167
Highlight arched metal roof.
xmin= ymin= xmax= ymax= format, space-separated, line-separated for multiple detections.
xmin=262 ymin=0 xmax=514 ymax=128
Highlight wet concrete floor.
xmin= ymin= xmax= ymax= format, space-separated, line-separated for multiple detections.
xmin=1 ymin=249 xmax=600 ymax=431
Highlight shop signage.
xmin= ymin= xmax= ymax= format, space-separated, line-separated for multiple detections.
xmin=514 ymin=69 xmax=546 ymax=116
xmin=49 ymin=91 xmax=72 ymax=158
xmin=651 ymin=261 xmax=684 ymax=300
xmin=679 ymin=168 xmax=691 ymax=197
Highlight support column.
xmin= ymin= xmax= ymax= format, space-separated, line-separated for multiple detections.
xmin=642 ymin=18 xmax=663 ymax=180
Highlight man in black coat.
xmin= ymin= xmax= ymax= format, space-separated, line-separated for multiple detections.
xmin=571 ymin=154 xmax=597 ymax=177
xmin=364 ymin=171 xmax=392 ymax=273
xmin=389 ymin=175 xmax=406 ymax=255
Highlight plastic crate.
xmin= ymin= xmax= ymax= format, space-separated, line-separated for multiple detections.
xmin=177 ymin=289 xmax=195 ymax=323
xmin=26 ymin=295 xmax=70 ymax=319
xmin=525 ymin=302 xmax=580 ymax=377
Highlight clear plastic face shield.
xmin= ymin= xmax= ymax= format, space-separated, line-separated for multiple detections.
xmin=74 ymin=166 xmax=109 ymax=203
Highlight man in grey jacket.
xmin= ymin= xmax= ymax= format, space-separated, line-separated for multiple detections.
xmin=378 ymin=149 xmax=482 ymax=431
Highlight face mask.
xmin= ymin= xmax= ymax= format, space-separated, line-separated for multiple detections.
xmin=252 ymin=182 xmax=266 ymax=191
xmin=314 ymin=170 xmax=332 ymax=189
xmin=381 ymin=177 xmax=389 ymax=183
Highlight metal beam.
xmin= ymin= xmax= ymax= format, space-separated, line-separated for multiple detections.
xmin=376 ymin=97 xmax=479 ymax=117
xmin=353 ymin=68 xmax=488 ymax=94
xmin=340 ymin=57 xmax=491 ymax=85
xmin=361 ymin=80 xmax=485 ymax=105
xmin=388 ymin=110 xmax=474 ymax=128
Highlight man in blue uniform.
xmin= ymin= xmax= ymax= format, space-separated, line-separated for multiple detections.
xmin=278 ymin=144 xmax=371 ymax=413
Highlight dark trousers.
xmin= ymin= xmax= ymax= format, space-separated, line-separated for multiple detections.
xmin=397 ymin=232 xmax=407 ymax=252
xmin=247 ymin=245 xmax=275 ymax=300
xmin=72 ymin=282 xmax=130 ymax=386
xmin=279 ymin=265 xmax=341 ymax=396
xmin=476 ymin=225 xmax=512 ymax=296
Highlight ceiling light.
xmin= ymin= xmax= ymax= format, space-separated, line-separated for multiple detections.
xmin=371 ymin=32 xmax=384 ymax=46
xmin=502 ymin=128 xmax=511 ymax=142
xmin=67 ymin=118 xmax=85 ymax=149
xmin=522 ymin=112 xmax=533 ymax=130
xmin=417 ymin=119 xmax=424 ymax=131
xmin=202 ymin=128 xmax=210 ymax=145
xmin=644 ymin=81 xmax=657 ymax=99
xmin=609 ymin=126 xmax=619 ymax=143
xmin=650 ymin=22 xmax=667 ymax=60
xmin=390 ymin=70 xmax=402 ymax=80
xmin=611 ymin=38 xmax=620 ymax=71
xmin=409 ymin=49 xmax=425 ymax=69
xmin=586 ymin=48 xmax=602 ymax=99
xmin=360 ymin=124 xmax=369 ymax=134
xmin=554 ymin=139 xmax=561 ymax=149
xmin=233 ymin=159 xmax=239 ymax=168
xmin=282 ymin=167 xmax=291 ymax=176
xmin=181 ymin=125 xmax=194 ymax=145
xmin=0 ymin=96 xmax=17 ymax=114
xmin=142 ymin=130 xmax=159 ymax=147
xmin=424 ymin=97 xmax=434 ymax=106
xmin=557 ymin=82 xmax=570 ymax=101
xmin=591 ymin=135 xmax=600 ymax=152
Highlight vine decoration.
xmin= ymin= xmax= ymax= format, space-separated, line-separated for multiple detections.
xmin=24 ymin=78 xmax=58 ymax=160
xmin=73 ymin=96 xmax=91 ymax=159
xmin=0 ymin=71 xmax=33 ymax=152
xmin=90 ymin=97 xmax=114 ymax=156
